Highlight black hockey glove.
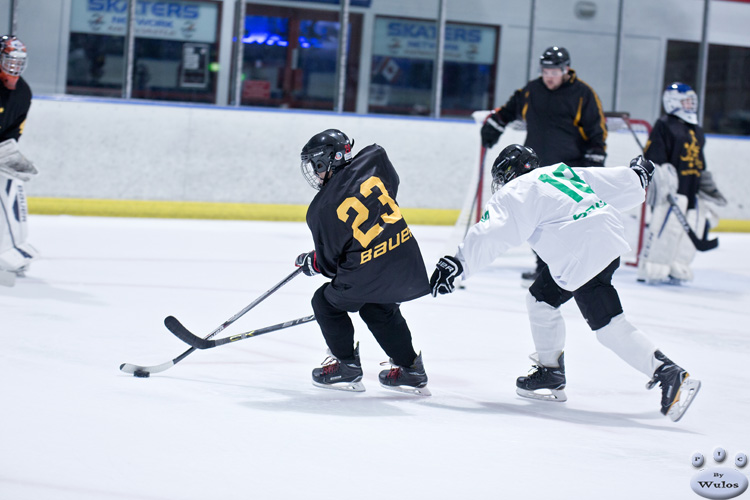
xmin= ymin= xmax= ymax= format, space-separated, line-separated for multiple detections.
xmin=481 ymin=114 xmax=505 ymax=148
xmin=295 ymin=251 xmax=320 ymax=276
xmin=630 ymin=155 xmax=655 ymax=189
xmin=430 ymin=256 xmax=463 ymax=297
xmin=583 ymin=150 xmax=606 ymax=167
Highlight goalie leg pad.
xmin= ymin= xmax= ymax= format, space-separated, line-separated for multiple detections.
xmin=0 ymin=176 xmax=38 ymax=273
xmin=595 ymin=314 xmax=661 ymax=378
xmin=637 ymin=194 xmax=687 ymax=283
xmin=670 ymin=207 xmax=705 ymax=282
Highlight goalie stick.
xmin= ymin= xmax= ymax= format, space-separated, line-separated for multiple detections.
xmin=166 ymin=314 xmax=316 ymax=349
xmin=119 ymin=266 xmax=304 ymax=376
xmin=666 ymin=193 xmax=718 ymax=251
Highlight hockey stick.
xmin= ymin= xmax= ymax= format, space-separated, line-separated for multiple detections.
xmin=119 ymin=266 xmax=304 ymax=376
xmin=167 ymin=314 xmax=316 ymax=349
xmin=666 ymin=194 xmax=718 ymax=251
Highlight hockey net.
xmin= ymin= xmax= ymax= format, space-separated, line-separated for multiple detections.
xmin=446 ymin=111 xmax=652 ymax=267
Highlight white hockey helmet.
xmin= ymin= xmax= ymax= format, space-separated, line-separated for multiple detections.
xmin=663 ymin=82 xmax=698 ymax=125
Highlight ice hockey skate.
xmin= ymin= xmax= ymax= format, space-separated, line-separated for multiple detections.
xmin=516 ymin=352 xmax=567 ymax=402
xmin=646 ymin=350 xmax=701 ymax=422
xmin=379 ymin=352 xmax=431 ymax=396
xmin=312 ymin=343 xmax=365 ymax=392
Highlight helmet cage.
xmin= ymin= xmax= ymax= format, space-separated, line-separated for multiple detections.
xmin=0 ymin=36 xmax=27 ymax=77
xmin=300 ymin=129 xmax=353 ymax=190
xmin=301 ymin=146 xmax=335 ymax=190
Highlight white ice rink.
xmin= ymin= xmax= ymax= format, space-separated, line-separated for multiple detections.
xmin=2 ymin=215 xmax=749 ymax=500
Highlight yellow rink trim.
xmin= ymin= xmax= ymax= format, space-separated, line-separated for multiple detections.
xmin=25 ymin=197 xmax=750 ymax=231
xmin=27 ymin=197 xmax=462 ymax=226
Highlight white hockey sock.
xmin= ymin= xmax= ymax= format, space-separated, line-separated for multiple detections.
xmin=526 ymin=292 xmax=565 ymax=367
xmin=595 ymin=314 xmax=661 ymax=377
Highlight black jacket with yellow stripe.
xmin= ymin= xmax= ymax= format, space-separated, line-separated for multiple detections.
xmin=491 ymin=69 xmax=607 ymax=167
xmin=306 ymin=144 xmax=429 ymax=309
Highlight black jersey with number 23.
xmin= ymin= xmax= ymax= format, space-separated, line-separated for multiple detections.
xmin=306 ymin=144 xmax=430 ymax=305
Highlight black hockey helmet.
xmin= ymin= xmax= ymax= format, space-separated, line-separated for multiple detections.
xmin=540 ymin=46 xmax=570 ymax=70
xmin=301 ymin=129 xmax=354 ymax=189
xmin=491 ymin=144 xmax=539 ymax=192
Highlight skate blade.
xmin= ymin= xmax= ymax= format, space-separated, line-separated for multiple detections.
xmin=667 ymin=377 xmax=701 ymax=422
xmin=312 ymin=380 xmax=366 ymax=393
xmin=380 ymin=383 xmax=431 ymax=397
xmin=516 ymin=387 xmax=567 ymax=402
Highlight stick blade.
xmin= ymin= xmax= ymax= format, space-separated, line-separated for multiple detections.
xmin=695 ymin=235 xmax=719 ymax=251
xmin=164 ymin=316 xmax=213 ymax=349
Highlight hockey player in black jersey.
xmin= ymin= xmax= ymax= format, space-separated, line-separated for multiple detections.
xmin=638 ymin=82 xmax=726 ymax=283
xmin=0 ymin=35 xmax=37 ymax=286
xmin=296 ymin=129 xmax=430 ymax=395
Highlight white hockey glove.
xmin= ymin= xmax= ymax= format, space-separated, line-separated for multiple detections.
xmin=0 ymin=139 xmax=38 ymax=182
xmin=430 ymin=256 xmax=463 ymax=297
xmin=295 ymin=251 xmax=320 ymax=277
xmin=630 ymin=155 xmax=655 ymax=189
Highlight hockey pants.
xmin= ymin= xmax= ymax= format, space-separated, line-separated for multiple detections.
xmin=311 ymin=283 xmax=418 ymax=367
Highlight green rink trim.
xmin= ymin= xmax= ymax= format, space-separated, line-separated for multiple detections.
xmin=27 ymin=197 xmax=462 ymax=226
xmin=25 ymin=197 xmax=750 ymax=230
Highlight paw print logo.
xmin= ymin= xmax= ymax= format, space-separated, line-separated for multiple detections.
xmin=690 ymin=448 xmax=748 ymax=499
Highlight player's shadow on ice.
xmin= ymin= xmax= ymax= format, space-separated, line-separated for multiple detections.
xmin=421 ymin=399 xmax=698 ymax=433
xmin=236 ymin=387 xmax=696 ymax=432
xmin=238 ymin=387 xmax=436 ymax=418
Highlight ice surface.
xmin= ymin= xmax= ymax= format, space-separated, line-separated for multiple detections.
xmin=1 ymin=215 xmax=748 ymax=500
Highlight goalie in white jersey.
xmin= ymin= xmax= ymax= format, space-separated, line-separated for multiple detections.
xmin=430 ymin=144 xmax=701 ymax=422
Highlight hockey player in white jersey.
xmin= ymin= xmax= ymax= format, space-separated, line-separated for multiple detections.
xmin=430 ymin=144 xmax=701 ymax=422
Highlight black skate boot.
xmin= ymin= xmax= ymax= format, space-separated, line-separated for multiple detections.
xmin=516 ymin=352 xmax=567 ymax=402
xmin=312 ymin=342 xmax=365 ymax=392
xmin=646 ymin=350 xmax=701 ymax=422
xmin=379 ymin=352 xmax=430 ymax=396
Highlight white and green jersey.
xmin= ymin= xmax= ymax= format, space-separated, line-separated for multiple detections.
xmin=456 ymin=163 xmax=645 ymax=291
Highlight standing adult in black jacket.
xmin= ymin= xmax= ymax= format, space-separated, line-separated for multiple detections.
xmin=296 ymin=129 xmax=431 ymax=395
xmin=481 ymin=46 xmax=608 ymax=281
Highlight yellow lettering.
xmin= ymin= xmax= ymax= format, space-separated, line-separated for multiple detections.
xmin=361 ymin=248 xmax=372 ymax=264
xmin=401 ymin=227 xmax=411 ymax=242
xmin=373 ymin=241 xmax=387 ymax=258
xmin=388 ymin=232 xmax=401 ymax=250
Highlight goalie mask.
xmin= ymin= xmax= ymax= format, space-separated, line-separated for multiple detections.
xmin=663 ymin=82 xmax=698 ymax=125
xmin=491 ymin=144 xmax=539 ymax=193
xmin=0 ymin=35 xmax=28 ymax=90
xmin=301 ymin=129 xmax=354 ymax=190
